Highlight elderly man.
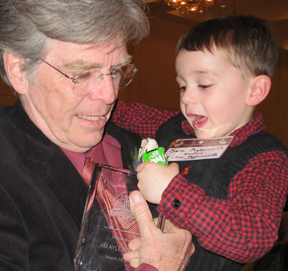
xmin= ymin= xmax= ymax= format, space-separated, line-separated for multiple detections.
xmin=0 ymin=0 xmax=194 ymax=270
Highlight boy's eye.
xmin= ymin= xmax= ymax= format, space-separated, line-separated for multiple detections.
xmin=199 ymin=84 xmax=212 ymax=89
xmin=177 ymin=86 xmax=186 ymax=92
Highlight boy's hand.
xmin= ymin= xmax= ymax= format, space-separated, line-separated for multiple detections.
xmin=136 ymin=162 xmax=179 ymax=204
xmin=123 ymin=191 xmax=194 ymax=270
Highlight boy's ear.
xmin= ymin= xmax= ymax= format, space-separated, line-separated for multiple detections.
xmin=246 ymin=75 xmax=271 ymax=107
xmin=3 ymin=51 xmax=28 ymax=95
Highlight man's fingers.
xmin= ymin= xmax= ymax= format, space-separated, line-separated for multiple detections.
xmin=128 ymin=237 xmax=141 ymax=251
xmin=130 ymin=258 xmax=140 ymax=269
xmin=128 ymin=192 xmax=196 ymax=271
xmin=123 ymin=237 xmax=141 ymax=268
xmin=126 ymin=192 xmax=154 ymax=269
xmin=180 ymin=242 xmax=195 ymax=270
xmin=123 ymin=249 xmax=140 ymax=262
xmin=129 ymin=190 xmax=154 ymax=235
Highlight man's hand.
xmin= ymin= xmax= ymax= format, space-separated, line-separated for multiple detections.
xmin=136 ymin=162 xmax=179 ymax=204
xmin=123 ymin=191 xmax=195 ymax=271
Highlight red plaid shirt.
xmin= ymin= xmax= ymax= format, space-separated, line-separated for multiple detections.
xmin=112 ymin=100 xmax=288 ymax=263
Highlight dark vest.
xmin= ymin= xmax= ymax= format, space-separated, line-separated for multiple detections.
xmin=156 ymin=113 xmax=288 ymax=271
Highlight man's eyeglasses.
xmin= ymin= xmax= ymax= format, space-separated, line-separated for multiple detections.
xmin=41 ymin=59 xmax=138 ymax=97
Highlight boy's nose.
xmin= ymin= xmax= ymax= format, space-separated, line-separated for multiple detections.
xmin=181 ymin=88 xmax=198 ymax=104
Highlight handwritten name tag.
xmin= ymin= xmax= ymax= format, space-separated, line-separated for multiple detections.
xmin=166 ymin=136 xmax=233 ymax=161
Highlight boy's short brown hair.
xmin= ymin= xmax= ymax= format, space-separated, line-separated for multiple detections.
xmin=176 ymin=15 xmax=278 ymax=79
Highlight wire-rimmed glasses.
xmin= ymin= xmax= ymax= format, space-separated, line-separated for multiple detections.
xmin=41 ymin=59 xmax=138 ymax=97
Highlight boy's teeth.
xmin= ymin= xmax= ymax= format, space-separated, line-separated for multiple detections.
xmin=78 ymin=115 xmax=103 ymax=121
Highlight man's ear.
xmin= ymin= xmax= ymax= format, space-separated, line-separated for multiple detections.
xmin=246 ymin=75 xmax=271 ymax=107
xmin=3 ymin=51 xmax=28 ymax=95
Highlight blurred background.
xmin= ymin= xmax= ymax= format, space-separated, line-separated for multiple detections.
xmin=0 ymin=0 xmax=287 ymax=145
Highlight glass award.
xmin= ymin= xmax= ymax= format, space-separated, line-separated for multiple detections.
xmin=74 ymin=163 xmax=139 ymax=271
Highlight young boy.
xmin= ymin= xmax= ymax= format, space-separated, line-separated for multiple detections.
xmin=113 ymin=15 xmax=288 ymax=270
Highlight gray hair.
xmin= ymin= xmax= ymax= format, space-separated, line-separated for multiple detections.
xmin=0 ymin=0 xmax=150 ymax=88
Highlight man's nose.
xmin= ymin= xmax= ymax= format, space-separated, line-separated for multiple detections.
xmin=89 ymin=75 xmax=117 ymax=104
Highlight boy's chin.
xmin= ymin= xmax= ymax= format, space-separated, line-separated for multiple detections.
xmin=195 ymin=130 xmax=225 ymax=139
xmin=194 ymin=131 xmax=212 ymax=139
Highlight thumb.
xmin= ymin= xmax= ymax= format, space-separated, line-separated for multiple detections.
xmin=129 ymin=190 xmax=154 ymax=233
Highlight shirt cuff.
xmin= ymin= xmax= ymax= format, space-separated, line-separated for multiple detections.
xmin=157 ymin=173 xmax=203 ymax=218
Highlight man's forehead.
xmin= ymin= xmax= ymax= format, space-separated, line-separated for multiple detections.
xmin=62 ymin=55 xmax=132 ymax=70
xmin=48 ymin=39 xmax=131 ymax=69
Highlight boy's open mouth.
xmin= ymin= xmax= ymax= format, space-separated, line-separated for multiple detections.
xmin=194 ymin=115 xmax=208 ymax=125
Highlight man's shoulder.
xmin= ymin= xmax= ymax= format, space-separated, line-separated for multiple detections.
xmin=0 ymin=103 xmax=25 ymax=131
xmin=0 ymin=105 xmax=19 ymax=139
xmin=0 ymin=104 xmax=13 ymax=121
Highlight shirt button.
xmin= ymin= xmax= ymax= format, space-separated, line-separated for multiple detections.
xmin=172 ymin=199 xmax=181 ymax=209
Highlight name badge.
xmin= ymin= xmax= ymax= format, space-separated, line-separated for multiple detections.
xmin=166 ymin=136 xmax=233 ymax=161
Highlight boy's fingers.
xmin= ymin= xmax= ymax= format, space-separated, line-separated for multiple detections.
xmin=169 ymin=162 xmax=179 ymax=169
xmin=136 ymin=162 xmax=147 ymax=172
